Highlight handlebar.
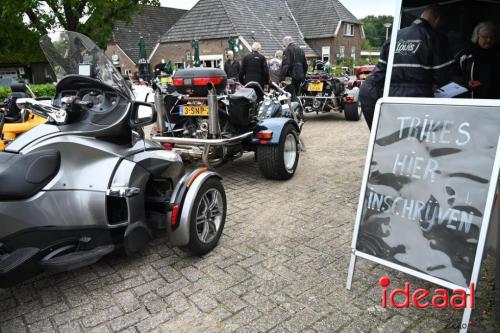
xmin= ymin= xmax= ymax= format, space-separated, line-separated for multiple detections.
xmin=271 ymin=82 xmax=292 ymax=98
xmin=16 ymin=98 xmax=68 ymax=124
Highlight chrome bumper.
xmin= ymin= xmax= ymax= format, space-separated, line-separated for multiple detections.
xmin=151 ymin=132 xmax=253 ymax=146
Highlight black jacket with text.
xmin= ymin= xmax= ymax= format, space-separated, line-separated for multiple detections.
xmin=387 ymin=18 xmax=453 ymax=97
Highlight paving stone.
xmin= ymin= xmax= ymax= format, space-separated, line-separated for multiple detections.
xmin=26 ymin=319 xmax=54 ymax=333
xmin=0 ymin=317 xmax=27 ymax=333
xmin=189 ymin=291 xmax=219 ymax=313
xmin=82 ymin=306 xmax=123 ymax=328
xmin=52 ymin=303 xmax=94 ymax=326
xmin=281 ymin=307 xmax=322 ymax=333
xmin=114 ymin=290 xmax=141 ymax=313
xmin=108 ymin=307 xmax=149 ymax=332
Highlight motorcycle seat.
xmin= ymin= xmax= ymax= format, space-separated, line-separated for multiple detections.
xmin=0 ymin=149 xmax=60 ymax=200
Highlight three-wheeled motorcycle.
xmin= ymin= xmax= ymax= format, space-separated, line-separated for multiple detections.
xmin=298 ymin=63 xmax=361 ymax=120
xmin=151 ymin=68 xmax=303 ymax=180
xmin=0 ymin=83 xmax=47 ymax=150
xmin=0 ymin=31 xmax=226 ymax=288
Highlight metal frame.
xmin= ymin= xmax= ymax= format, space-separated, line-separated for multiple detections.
xmin=347 ymin=97 xmax=500 ymax=333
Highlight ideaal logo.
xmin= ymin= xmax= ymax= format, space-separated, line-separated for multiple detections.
xmin=379 ymin=276 xmax=474 ymax=309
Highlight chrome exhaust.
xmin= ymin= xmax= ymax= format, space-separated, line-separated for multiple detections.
xmin=154 ymin=88 xmax=166 ymax=134
xmin=207 ymin=83 xmax=220 ymax=138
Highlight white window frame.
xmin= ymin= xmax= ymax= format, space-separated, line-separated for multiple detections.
xmin=322 ymin=46 xmax=330 ymax=62
xmin=344 ymin=23 xmax=354 ymax=36
xmin=351 ymin=46 xmax=356 ymax=57
xmin=339 ymin=46 xmax=345 ymax=59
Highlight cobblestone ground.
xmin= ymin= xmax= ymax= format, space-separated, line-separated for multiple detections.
xmin=0 ymin=112 xmax=497 ymax=332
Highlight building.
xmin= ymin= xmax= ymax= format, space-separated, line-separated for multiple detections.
xmin=105 ymin=5 xmax=186 ymax=76
xmin=286 ymin=0 xmax=363 ymax=64
xmin=0 ymin=54 xmax=54 ymax=86
xmin=150 ymin=0 xmax=363 ymax=68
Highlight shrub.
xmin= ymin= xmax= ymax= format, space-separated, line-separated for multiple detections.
xmin=0 ymin=84 xmax=56 ymax=100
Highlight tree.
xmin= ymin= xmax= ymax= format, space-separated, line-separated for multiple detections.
xmin=361 ymin=15 xmax=394 ymax=50
xmin=0 ymin=0 xmax=159 ymax=52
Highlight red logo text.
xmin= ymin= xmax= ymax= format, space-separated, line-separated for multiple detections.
xmin=379 ymin=276 xmax=474 ymax=309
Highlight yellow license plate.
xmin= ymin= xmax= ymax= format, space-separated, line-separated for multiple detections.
xmin=308 ymin=82 xmax=324 ymax=92
xmin=160 ymin=77 xmax=172 ymax=85
xmin=180 ymin=105 xmax=209 ymax=116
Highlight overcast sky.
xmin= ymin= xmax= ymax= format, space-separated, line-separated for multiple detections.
xmin=159 ymin=0 xmax=396 ymax=19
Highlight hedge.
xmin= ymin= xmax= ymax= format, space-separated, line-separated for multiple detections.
xmin=0 ymin=84 xmax=56 ymax=100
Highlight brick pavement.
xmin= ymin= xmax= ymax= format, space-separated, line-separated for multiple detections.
xmin=0 ymin=112 xmax=497 ymax=332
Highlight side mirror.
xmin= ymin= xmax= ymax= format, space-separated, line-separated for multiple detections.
xmin=130 ymin=102 xmax=157 ymax=128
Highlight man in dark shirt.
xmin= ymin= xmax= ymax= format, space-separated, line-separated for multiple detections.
xmin=239 ymin=42 xmax=269 ymax=88
xmin=279 ymin=36 xmax=308 ymax=100
xmin=224 ymin=50 xmax=240 ymax=80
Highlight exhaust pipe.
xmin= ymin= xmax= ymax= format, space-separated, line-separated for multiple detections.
xmin=154 ymin=87 xmax=166 ymax=135
xmin=207 ymin=83 xmax=220 ymax=138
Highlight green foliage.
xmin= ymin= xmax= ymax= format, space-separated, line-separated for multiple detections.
xmin=362 ymin=15 xmax=394 ymax=49
xmin=0 ymin=84 xmax=56 ymax=100
xmin=0 ymin=0 xmax=160 ymax=62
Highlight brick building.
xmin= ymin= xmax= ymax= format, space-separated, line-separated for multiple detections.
xmin=150 ymin=0 xmax=363 ymax=68
xmin=105 ymin=5 xmax=186 ymax=76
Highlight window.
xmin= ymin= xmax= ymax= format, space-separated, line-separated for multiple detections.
xmin=322 ymin=46 xmax=330 ymax=62
xmin=344 ymin=23 xmax=354 ymax=36
xmin=339 ymin=46 xmax=345 ymax=59
xmin=351 ymin=46 xmax=356 ymax=58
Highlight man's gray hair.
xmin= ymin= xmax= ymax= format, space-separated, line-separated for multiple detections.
xmin=471 ymin=21 xmax=497 ymax=43
xmin=227 ymin=50 xmax=234 ymax=56
xmin=251 ymin=42 xmax=262 ymax=52
xmin=283 ymin=36 xmax=294 ymax=46
xmin=275 ymin=50 xmax=283 ymax=58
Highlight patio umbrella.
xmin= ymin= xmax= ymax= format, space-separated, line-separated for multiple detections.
xmin=192 ymin=40 xmax=201 ymax=67
xmin=138 ymin=36 xmax=149 ymax=80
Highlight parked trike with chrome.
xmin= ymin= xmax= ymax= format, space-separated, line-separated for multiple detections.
xmin=298 ymin=65 xmax=361 ymax=121
xmin=151 ymin=68 xmax=304 ymax=180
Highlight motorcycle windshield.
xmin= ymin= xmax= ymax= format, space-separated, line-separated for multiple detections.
xmin=40 ymin=31 xmax=133 ymax=99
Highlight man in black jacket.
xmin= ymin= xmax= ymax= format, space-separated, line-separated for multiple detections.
xmin=389 ymin=5 xmax=453 ymax=97
xmin=239 ymin=42 xmax=269 ymax=88
xmin=224 ymin=50 xmax=240 ymax=80
xmin=279 ymin=36 xmax=308 ymax=100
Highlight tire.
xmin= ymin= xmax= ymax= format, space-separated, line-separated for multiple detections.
xmin=185 ymin=177 xmax=226 ymax=255
xmin=256 ymin=124 xmax=299 ymax=180
xmin=344 ymin=102 xmax=361 ymax=121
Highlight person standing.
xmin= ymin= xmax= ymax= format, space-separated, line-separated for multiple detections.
xmin=388 ymin=5 xmax=453 ymax=97
xmin=239 ymin=42 xmax=269 ymax=88
xmin=224 ymin=50 xmax=240 ymax=80
xmin=454 ymin=21 xmax=500 ymax=99
xmin=359 ymin=40 xmax=389 ymax=130
xmin=279 ymin=36 xmax=308 ymax=100
xmin=268 ymin=50 xmax=283 ymax=85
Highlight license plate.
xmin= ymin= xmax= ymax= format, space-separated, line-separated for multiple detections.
xmin=308 ymin=82 xmax=324 ymax=92
xmin=160 ymin=77 xmax=172 ymax=85
xmin=180 ymin=105 xmax=209 ymax=116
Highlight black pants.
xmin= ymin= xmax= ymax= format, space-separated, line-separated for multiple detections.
xmin=288 ymin=79 xmax=302 ymax=102
xmin=359 ymin=80 xmax=381 ymax=131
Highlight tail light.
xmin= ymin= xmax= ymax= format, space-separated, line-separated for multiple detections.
xmin=162 ymin=143 xmax=174 ymax=150
xmin=256 ymin=131 xmax=273 ymax=140
xmin=172 ymin=78 xmax=184 ymax=86
xmin=171 ymin=203 xmax=180 ymax=227
xmin=345 ymin=96 xmax=354 ymax=104
xmin=192 ymin=77 xmax=224 ymax=86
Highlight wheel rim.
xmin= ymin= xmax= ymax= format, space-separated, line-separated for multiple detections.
xmin=284 ymin=133 xmax=297 ymax=172
xmin=195 ymin=188 xmax=224 ymax=244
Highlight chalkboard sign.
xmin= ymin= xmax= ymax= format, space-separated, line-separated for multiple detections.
xmin=351 ymin=98 xmax=500 ymax=289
